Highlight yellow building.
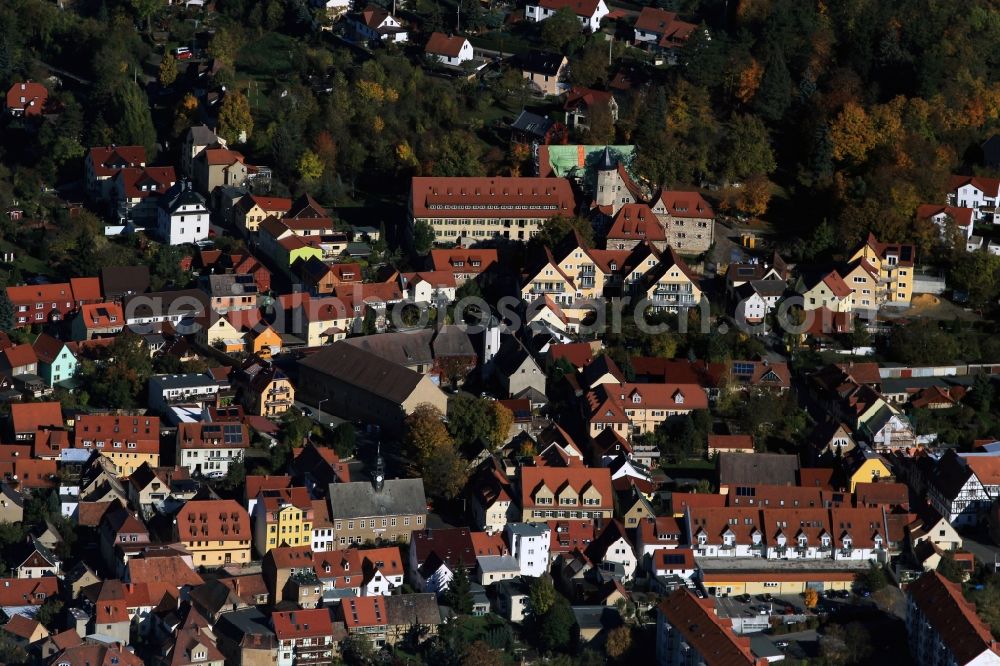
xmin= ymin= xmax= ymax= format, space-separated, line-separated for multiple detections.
xmin=234 ymin=194 xmax=292 ymax=234
xmin=237 ymin=356 xmax=295 ymax=418
xmin=197 ymin=313 xmax=245 ymax=354
xmin=849 ymin=233 xmax=915 ymax=307
xmin=176 ymin=499 xmax=252 ymax=566
xmin=844 ymin=447 xmax=893 ymax=493
xmin=640 ymin=247 xmax=703 ymax=313
xmin=74 ymin=415 xmax=161 ymax=477
xmin=802 ymin=271 xmax=853 ymax=312
xmin=248 ymin=325 xmax=282 ymax=359
xmin=701 ymin=570 xmax=858 ymax=597
xmin=841 ymin=259 xmax=879 ymax=311
xmin=252 ymin=487 xmax=314 ymax=555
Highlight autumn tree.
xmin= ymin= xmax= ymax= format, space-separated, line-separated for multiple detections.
xmin=830 ymin=102 xmax=877 ymax=163
xmin=803 ymin=588 xmax=819 ymax=609
xmin=404 ymin=403 xmax=453 ymax=463
xmin=739 ymin=174 xmax=773 ymax=217
xmin=605 ymin=625 xmax=632 ymax=660
xmin=462 ymin=641 xmax=503 ymax=666
xmin=217 ymin=91 xmax=253 ymax=144
xmin=172 ymin=93 xmax=199 ymax=139
xmin=734 ymin=57 xmax=763 ymax=104
xmin=297 ymin=150 xmax=324 ymax=185
xmin=422 ymin=444 xmax=469 ymax=500
xmin=487 ymin=401 xmax=514 ymax=450
xmin=159 ymin=53 xmax=177 ymax=87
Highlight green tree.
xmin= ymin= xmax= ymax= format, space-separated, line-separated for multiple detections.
xmin=569 ymin=39 xmax=609 ymax=88
xmin=537 ymin=596 xmax=574 ymax=653
xmin=35 ymin=597 xmax=64 ymax=629
xmin=444 ymin=565 xmax=473 ymax=614
xmin=858 ymin=562 xmax=887 ymax=593
xmin=0 ymin=291 xmax=13 ymax=331
xmin=342 ymin=633 xmax=376 ymax=665
xmin=79 ymin=333 xmax=153 ymax=408
xmin=541 ymin=7 xmax=582 ymax=52
xmin=448 ymin=395 xmax=494 ymax=450
xmin=421 ymin=443 xmax=469 ymax=500
xmin=220 ymin=458 xmax=246 ymax=491
xmin=113 ymin=81 xmax=157 ymax=156
xmin=412 ymin=219 xmax=434 ymax=256
xmin=159 ymin=53 xmax=178 ymax=87
xmin=218 ymin=91 xmax=253 ymax=144
xmin=715 ymin=114 xmax=776 ymax=184
xmin=753 ymin=47 xmax=791 ymax=123
xmin=529 ymin=575 xmax=557 ymax=615
xmin=281 ymin=409 xmax=315 ymax=448
xmin=131 ymin=0 xmax=160 ymax=31
xmin=535 ymin=215 xmax=594 ymax=249
xmin=330 ymin=423 xmax=357 ymax=457
xmin=937 ymin=551 xmax=966 ymax=584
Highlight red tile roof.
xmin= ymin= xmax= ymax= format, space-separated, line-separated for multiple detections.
xmin=916 ymin=204 xmax=974 ymax=229
xmin=6 ymin=81 xmax=48 ymax=116
xmin=564 ymin=86 xmax=614 ymax=112
xmin=951 ymin=174 xmax=1000 ymax=198
xmin=116 ymin=166 xmax=176 ymax=199
xmin=75 ymin=415 xmax=160 ymax=455
xmin=608 ymin=203 xmax=665 ymax=244
xmin=10 ymin=402 xmax=62 ymax=435
xmin=176 ymin=499 xmax=250 ymax=543
xmin=658 ymin=589 xmax=761 ymax=666
xmin=424 ymin=32 xmax=469 ymax=58
xmin=341 ymin=595 xmax=388 ymax=629
xmin=430 ymin=249 xmax=498 ymax=276
xmin=655 ymin=190 xmax=714 ymax=219
xmin=2 ymin=613 xmax=45 ymax=640
xmin=547 ymin=342 xmax=597 ymax=369
xmin=87 ymin=146 xmax=147 ymax=178
xmin=708 ymin=435 xmax=754 ymax=452
xmin=0 ymin=577 xmax=59 ymax=606
xmin=272 ymin=607 xmax=335 ymax=638
xmin=548 ymin=519 xmax=595 ymax=553
xmin=69 ymin=277 xmax=103 ymax=303
xmin=202 ymin=148 xmax=246 ymax=166
xmin=854 ymin=482 xmax=910 ymax=509
xmin=2 ymin=343 xmax=37 ymax=368
xmin=519 ymin=466 xmax=614 ymax=512
xmin=410 ymin=177 xmax=575 ymax=220
xmin=670 ymin=492 xmax=726 ymax=514
xmin=908 ymin=572 xmax=1000 ymax=664
xmin=537 ymin=0 xmax=602 ymax=18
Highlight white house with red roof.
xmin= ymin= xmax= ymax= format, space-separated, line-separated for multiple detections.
xmin=633 ymin=7 xmax=698 ymax=56
xmin=430 ymin=248 xmax=498 ymax=285
xmin=950 ymin=174 xmax=1000 ymax=221
xmin=526 ymin=0 xmax=610 ymax=32
xmin=917 ymin=203 xmax=975 ymax=246
xmin=425 ymin=32 xmax=473 ymax=66
xmin=351 ymin=5 xmax=408 ymax=43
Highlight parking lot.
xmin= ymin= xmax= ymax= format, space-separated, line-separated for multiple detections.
xmin=713 ymin=590 xmax=859 ymax=622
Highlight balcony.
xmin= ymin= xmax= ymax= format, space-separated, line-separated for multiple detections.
xmin=530 ymin=283 xmax=566 ymax=294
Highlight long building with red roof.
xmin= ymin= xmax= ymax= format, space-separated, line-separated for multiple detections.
xmin=409 ymin=176 xmax=575 ymax=244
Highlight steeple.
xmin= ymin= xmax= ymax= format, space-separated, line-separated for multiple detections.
xmin=373 ymin=443 xmax=385 ymax=492
xmin=597 ymin=145 xmax=616 ymax=171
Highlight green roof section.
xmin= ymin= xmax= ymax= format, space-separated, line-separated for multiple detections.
xmin=543 ymin=144 xmax=636 ymax=178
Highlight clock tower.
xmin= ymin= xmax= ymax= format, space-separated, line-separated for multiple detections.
xmin=373 ymin=444 xmax=385 ymax=492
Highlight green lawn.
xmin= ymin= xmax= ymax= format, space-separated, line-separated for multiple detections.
xmin=236 ymin=32 xmax=305 ymax=83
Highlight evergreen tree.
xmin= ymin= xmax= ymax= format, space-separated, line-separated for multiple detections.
xmin=444 ymin=565 xmax=473 ymax=614
xmin=113 ymin=81 xmax=157 ymax=157
xmin=753 ymin=48 xmax=791 ymax=123
xmin=0 ymin=291 xmax=13 ymax=331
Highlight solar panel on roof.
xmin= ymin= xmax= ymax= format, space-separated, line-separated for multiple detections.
xmin=733 ymin=362 xmax=754 ymax=376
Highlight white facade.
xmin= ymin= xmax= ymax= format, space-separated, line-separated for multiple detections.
xmin=406 ymin=278 xmax=456 ymax=304
xmin=158 ymin=185 xmax=210 ymax=246
xmin=362 ymin=568 xmax=404 ymax=596
xmin=952 ymin=182 xmax=999 ymax=221
xmin=599 ymin=535 xmax=638 ymax=581
xmin=178 ymin=447 xmax=243 ymax=477
xmin=433 ymin=40 xmax=474 ymax=66
xmin=929 ymin=472 xmax=989 ymax=527
xmin=505 ymin=523 xmax=551 ymax=578
xmin=524 ymin=0 xmax=609 ymax=31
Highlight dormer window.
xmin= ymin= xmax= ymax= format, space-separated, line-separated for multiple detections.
xmin=697 ymin=533 xmax=707 ymax=545
xmin=842 ymin=537 xmax=852 ymax=549
xmin=632 ymin=393 xmax=641 ymax=404
xmin=798 ymin=536 xmax=807 ymax=548
xmin=673 ymin=390 xmax=685 ymax=405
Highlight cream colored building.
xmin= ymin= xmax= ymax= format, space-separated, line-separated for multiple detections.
xmin=176 ymin=499 xmax=252 ymax=566
xmin=802 ymin=271 xmax=853 ymax=312
xmin=410 ymin=176 xmax=576 ymax=243
xmin=639 ymin=248 xmax=703 ymax=313
xmin=849 ymin=233 xmax=915 ymax=308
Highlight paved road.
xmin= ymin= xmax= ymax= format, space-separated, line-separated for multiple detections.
xmin=960 ymin=530 xmax=1000 ymax=570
